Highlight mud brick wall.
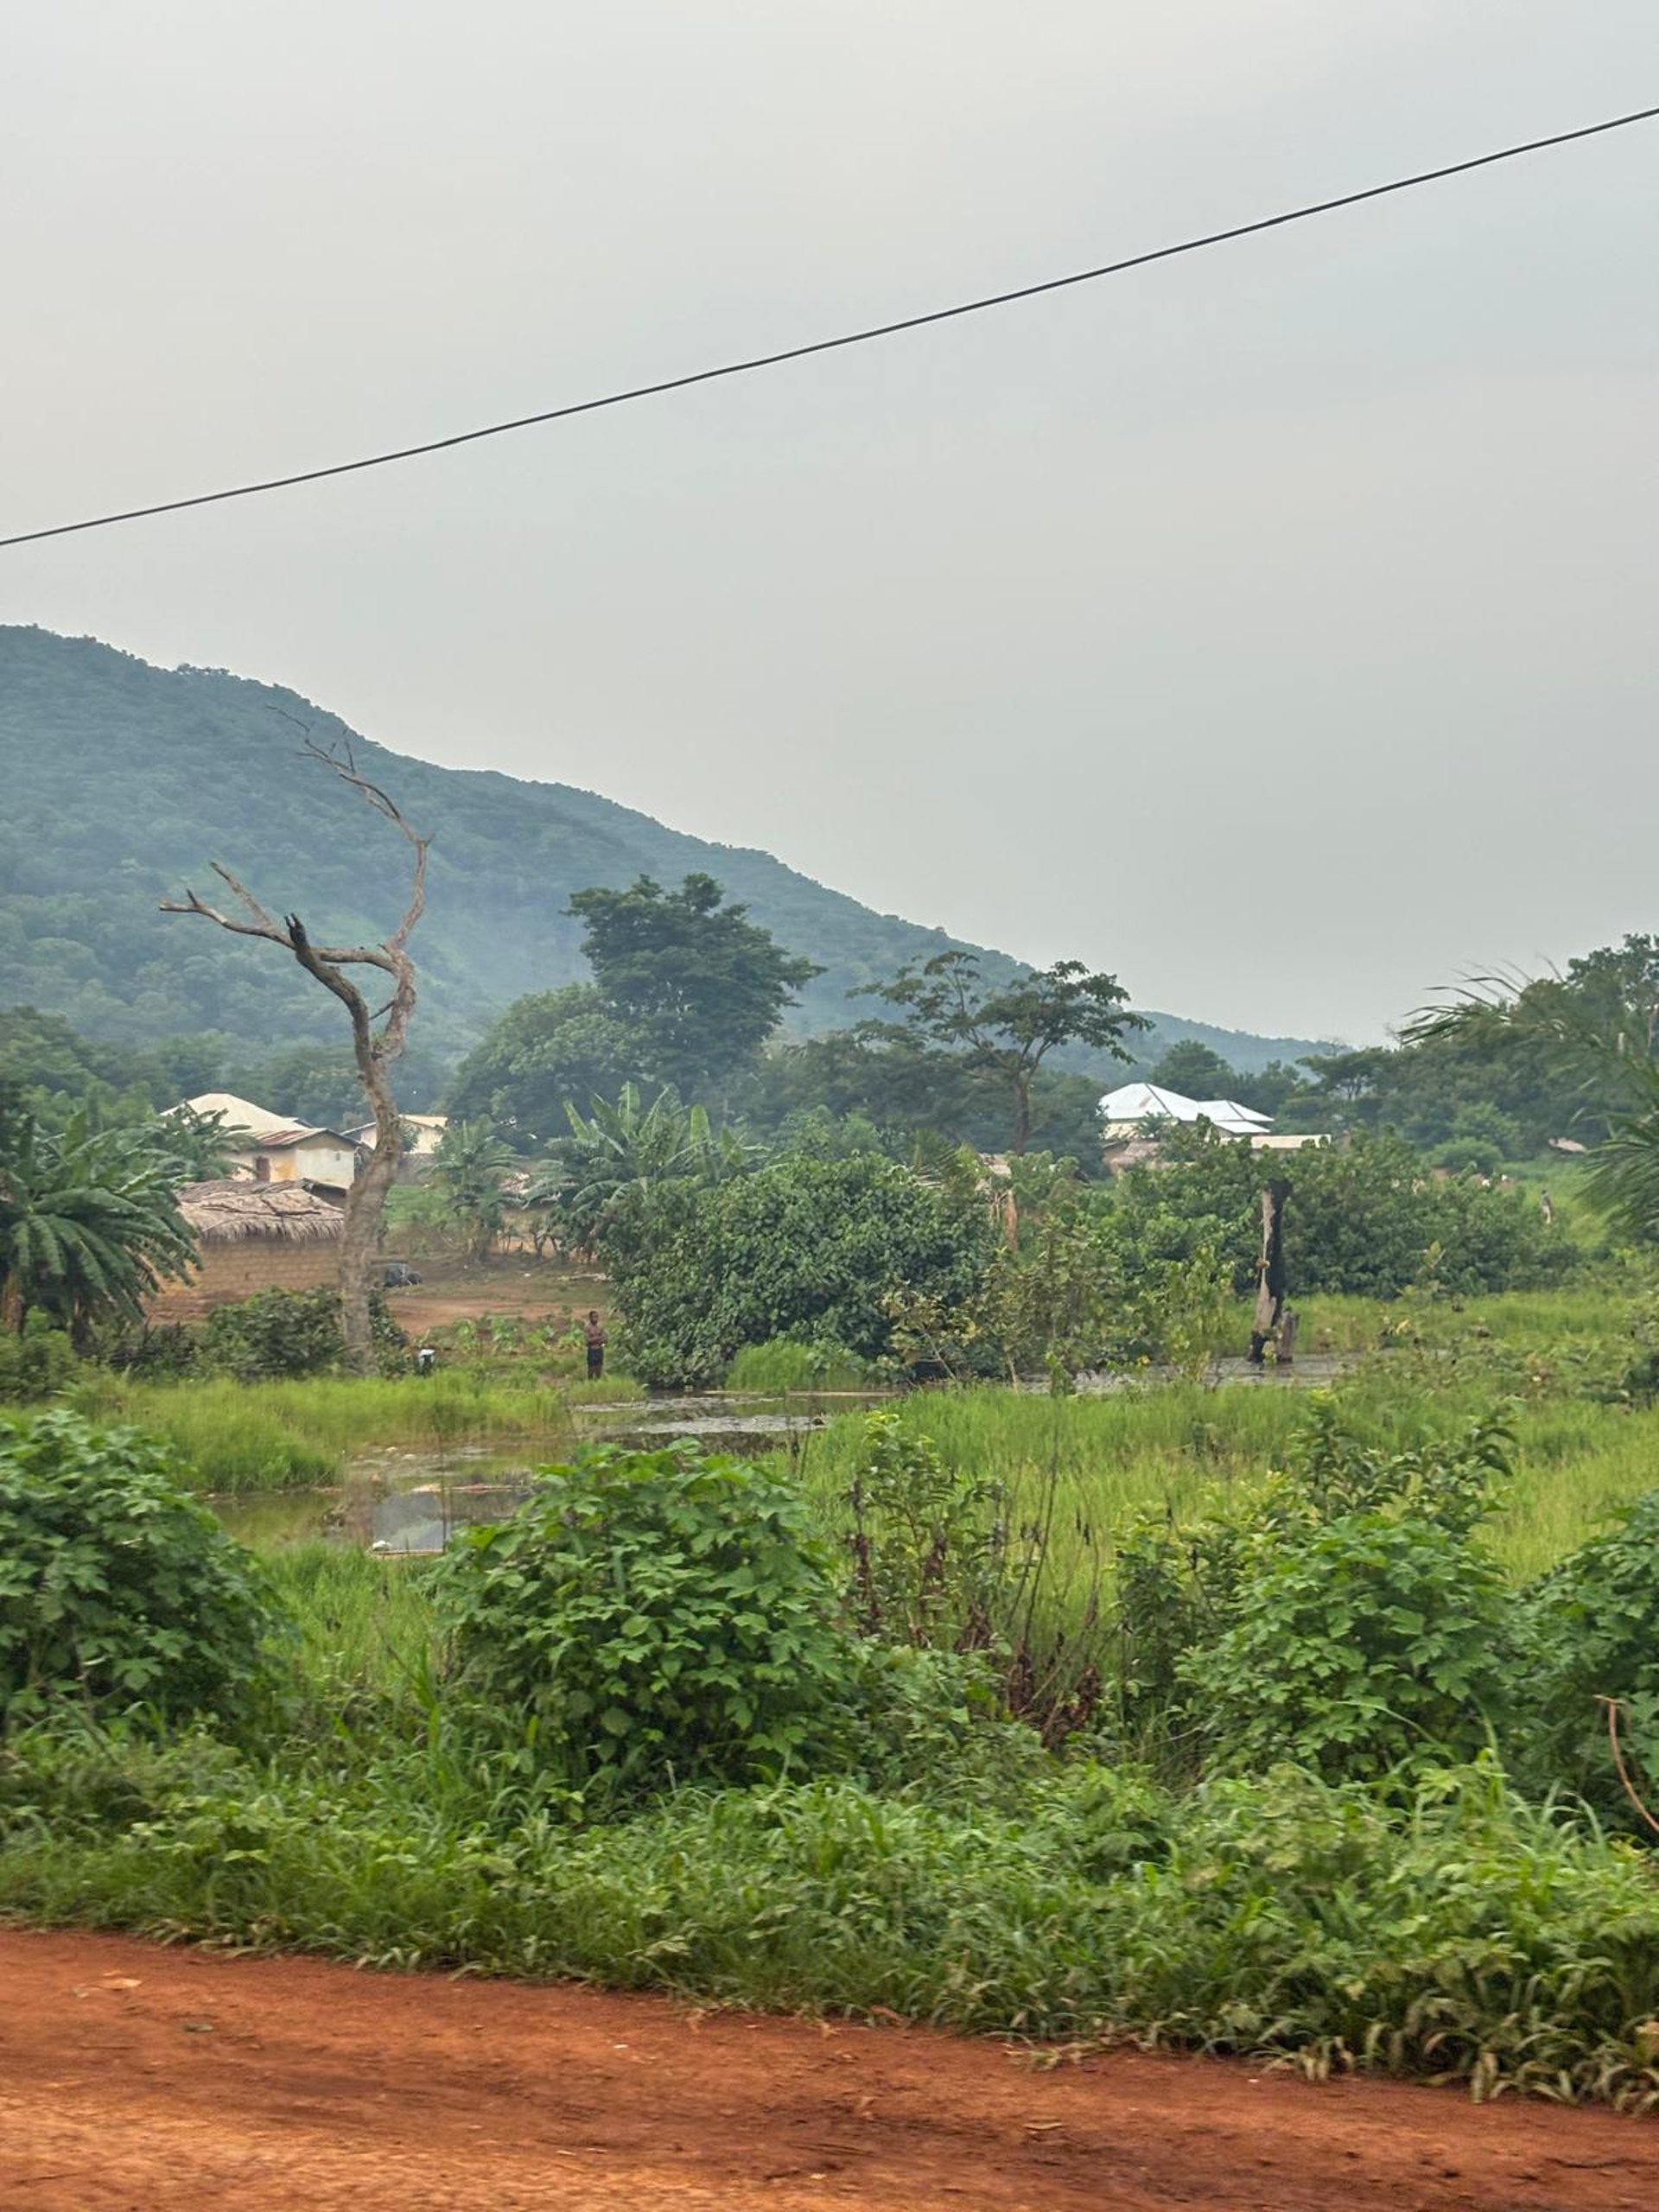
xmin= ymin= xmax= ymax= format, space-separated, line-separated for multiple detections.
xmin=148 ymin=1238 xmax=341 ymax=1322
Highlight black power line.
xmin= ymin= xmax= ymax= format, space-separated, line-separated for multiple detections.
xmin=4 ymin=99 xmax=1656 ymax=551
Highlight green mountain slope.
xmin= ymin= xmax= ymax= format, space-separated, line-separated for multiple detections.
xmin=0 ymin=627 xmax=1322 ymax=1074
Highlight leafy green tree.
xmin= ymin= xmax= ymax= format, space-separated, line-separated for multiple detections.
xmin=863 ymin=950 xmax=1142 ymax=1154
xmin=432 ymin=1116 xmax=517 ymax=1263
xmin=1149 ymin=1039 xmax=1236 ymax=1098
xmin=569 ymin=873 xmax=819 ymax=1096
xmin=445 ymin=985 xmax=652 ymax=1148
xmin=607 ymin=1151 xmax=995 ymax=1386
xmin=1103 ymin=1123 xmax=1559 ymax=1300
xmin=531 ymin=1084 xmax=755 ymax=1256
xmin=0 ymin=1107 xmax=194 ymax=1340
xmin=1410 ymin=937 xmax=1659 ymax=1239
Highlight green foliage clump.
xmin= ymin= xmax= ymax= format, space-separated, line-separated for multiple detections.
xmin=845 ymin=1409 xmax=997 ymax=1647
xmin=1108 ymin=1124 xmax=1564 ymax=1299
xmin=1199 ymin=1511 xmax=1513 ymax=1783
xmin=0 ymin=1319 xmax=79 ymax=1403
xmin=569 ymin=872 xmax=820 ymax=1098
xmin=0 ymin=1410 xmax=275 ymax=1722
xmin=1518 ymin=1488 xmax=1659 ymax=1831
xmin=199 ymin=1285 xmax=406 ymax=1380
xmin=1112 ymin=1403 xmax=1519 ymax=1783
xmin=0 ymin=1102 xmax=195 ymax=1340
xmin=724 ymin=1337 xmax=868 ymax=1393
xmin=440 ymin=1445 xmax=854 ymax=1791
xmin=609 ymin=1152 xmax=993 ymax=1388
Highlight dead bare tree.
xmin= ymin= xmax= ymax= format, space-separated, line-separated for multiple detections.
xmin=162 ymin=740 xmax=429 ymax=1375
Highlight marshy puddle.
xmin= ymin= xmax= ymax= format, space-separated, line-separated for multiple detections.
xmin=213 ymin=1391 xmax=890 ymax=1554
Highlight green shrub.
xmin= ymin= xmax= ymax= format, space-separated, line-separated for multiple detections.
xmin=608 ymin=1153 xmax=993 ymax=1387
xmin=1519 ymin=1487 xmax=1659 ymax=1830
xmin=843 ymin=1408 xmax=997 ymax=1646
xmin=199 ymin=1285 xmax=407 ymax=1380
xmin=1194 ymin=1510 xmax=1515 ymax=1783
xmin=0 ymin=1319 xmax=79 ymax=1403
xmin=439 ymin=1445 xmax=855 ymax=1791
xmin=0 ymin=1410 xmax=276 ymax=1723
xmin=1106 ymin=1125 xmax=1567 ymax=1299
xmin=724 ymin=1337 xmax=868 ymax=1393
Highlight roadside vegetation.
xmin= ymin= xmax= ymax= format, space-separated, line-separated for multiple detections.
xmin=3 ymin=1372 xmax=1659 ymax=2108
xmin=8 ymin=871 xmax=1659 ymax=2107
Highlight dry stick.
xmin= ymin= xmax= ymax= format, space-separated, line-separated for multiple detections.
xmin=1599 ymin=1694 xmax=1659 ymax=1840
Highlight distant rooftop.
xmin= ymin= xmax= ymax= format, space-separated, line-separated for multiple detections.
xmin=177 ymin=1091 xmax=290 ymax=1138
xmin=1099 ymin=1083 xmax=1271 ymax=1138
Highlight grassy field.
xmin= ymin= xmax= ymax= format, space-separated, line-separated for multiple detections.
xmin=798 ymin=1285 xmax=1659 ymax=1586
xmin=67 ymin=1372 xmax=587 ymax=1491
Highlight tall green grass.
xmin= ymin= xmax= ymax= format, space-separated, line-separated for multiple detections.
xmin=798 ymin=1367 xmax=1659 ymax=1593
xmin=725 ymin=1339 xmax=874 ymax=1393
xmin=66 ymin=1373 xmax=580 ymax=1491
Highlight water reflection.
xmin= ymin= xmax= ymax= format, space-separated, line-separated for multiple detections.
xmin=367 ymin=1481 xmax=532 ymax=1555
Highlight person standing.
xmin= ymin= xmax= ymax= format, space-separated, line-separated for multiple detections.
xmin=583 ymin=1309 xmax=607 ymax=1382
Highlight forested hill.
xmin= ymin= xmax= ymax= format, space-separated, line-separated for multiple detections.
xmin=0 ymin=627 xmax=1320 ymax=1071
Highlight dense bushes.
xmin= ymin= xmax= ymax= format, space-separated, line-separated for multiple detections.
xmin=1108 ymin=1405 xmax=1526 ymax=1783
xmin=607 ymin=1153 xmax=994 ymax=1387
xmin=1200 ymin=1512 xmax=1514 ymax=1782
xmin=3 ymin=1726 xmax=1656 ymax=2107
xmin=0 ymin=1320 xmax=77 ymax=1403
xmin=198 ymin=1286 xmax=407 ymax=1380
xmin=1108 ymin=1125 xmax=1564 ymax=1299
xmin=440 ymin=1446 xmax=855 ymax=1791
xmin=2 ymin=1389 xmax=1659 ymax=2103
xmin=0 ymin=1410 xmax=275 ymax=1722
xmin=1518 ymin=1490 xmax=1659 ymax=1831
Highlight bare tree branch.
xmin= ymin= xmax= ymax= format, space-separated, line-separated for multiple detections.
xmin=302 ymin=736 xmax=431 ymax=952
xmin=158 ymin=744 xmax=431 ymax=1373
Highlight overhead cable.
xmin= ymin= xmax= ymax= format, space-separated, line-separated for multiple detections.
xmin=3 ymin=99 xmax=1656 ymax=550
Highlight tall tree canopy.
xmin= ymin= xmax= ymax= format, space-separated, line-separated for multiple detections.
xmin=863 ymin=950 xmax=1143 ymax=1154
xmin=445 ymin=984 xmax=651 ymax=1149
xmin=569 ymin=874 xmax=819 ymax=1097
xmin=1410 ymin=933 xmax=1659 ymax=1238
xmin=1148 ymin=1039 xmax=1238 ymax=1100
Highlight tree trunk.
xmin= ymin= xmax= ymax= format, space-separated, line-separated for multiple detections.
xmin=1011 ymin=1072 xmax=1033 ymax=1155
xmin=340 ymin=1068 xmax=404 ymax=1374
xmin=1247 ymin=1178 xmax=1291 ymax=1364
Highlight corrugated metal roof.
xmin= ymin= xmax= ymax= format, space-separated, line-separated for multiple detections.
xmin=1098 ymin=1083 xmax=1271 ymax=1138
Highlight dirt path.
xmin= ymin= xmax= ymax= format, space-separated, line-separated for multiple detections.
xmin=0 ymin=1930 xmax=1649 ymax=2211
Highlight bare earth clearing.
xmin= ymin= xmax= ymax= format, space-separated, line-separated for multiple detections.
xmin=0 ymin=1930 xmax=1650 ymax=2210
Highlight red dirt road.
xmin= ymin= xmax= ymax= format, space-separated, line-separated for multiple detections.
xmin=0 ymin=1930 xmax=1650 ymax=2211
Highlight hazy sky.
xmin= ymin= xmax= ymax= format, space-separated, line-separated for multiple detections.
xmin=3 ymin=4 xmax=1656 ymax=1044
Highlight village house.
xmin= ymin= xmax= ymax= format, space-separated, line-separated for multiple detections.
xmin=344 ymin=1111 xmax=448 ymax=1177
xmin=178 ymin=1092 xmax=361 ymax=1198
xmin=1097 ymin=1082 xmax=1326 ymax=1169
xmin=147 ymin=1179 xmax=345 ymax=1320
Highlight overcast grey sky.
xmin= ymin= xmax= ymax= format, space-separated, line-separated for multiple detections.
xmin=3 ymin=3 xmax=1656 ymax=1044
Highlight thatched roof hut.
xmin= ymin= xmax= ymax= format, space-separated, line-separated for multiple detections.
xmin=151 ymin=1182 xmax=344 ymax=1319
xmin=178 ymin=1179 xmax=345 ymax=1244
